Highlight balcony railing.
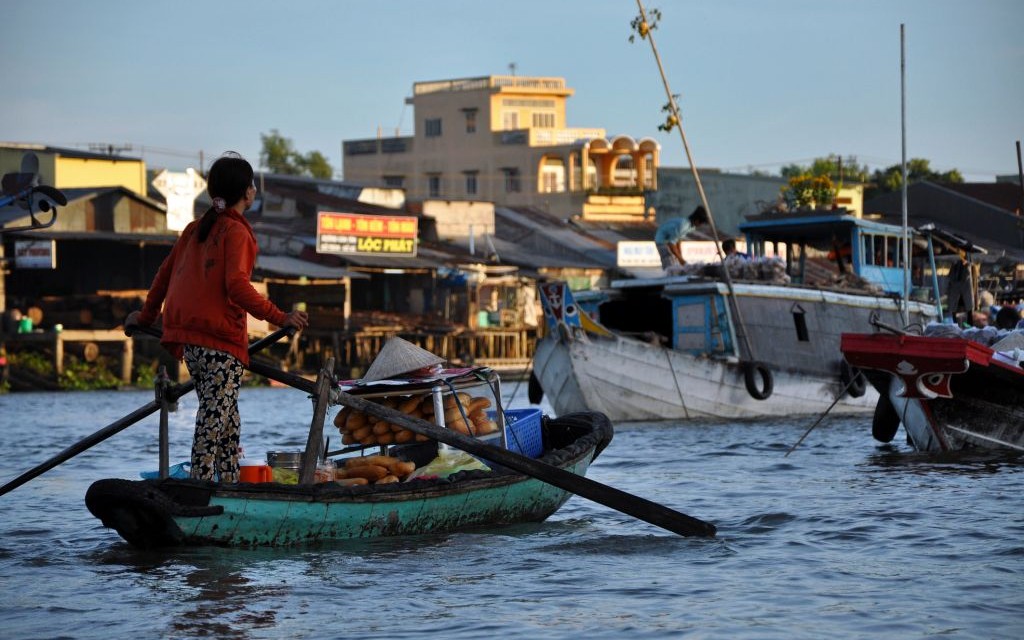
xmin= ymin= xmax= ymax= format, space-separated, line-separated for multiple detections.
xmin=531 ymin=128 xmax=605 ymax=146
xmin=414 ymin=75 xmax=567 ymax=96
xmin=343 ymin=137 xmax=414 ymax=156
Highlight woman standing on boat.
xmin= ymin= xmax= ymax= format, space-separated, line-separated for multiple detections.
xmin=125 ymin=153 xmax=308 ymax=483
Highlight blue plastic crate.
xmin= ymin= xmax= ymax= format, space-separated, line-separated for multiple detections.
xmin=487 ymin=408 xmax=544 ymax=458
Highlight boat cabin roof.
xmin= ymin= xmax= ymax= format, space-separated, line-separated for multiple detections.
xmin=739 ymin=210 xmax=911 ymax=244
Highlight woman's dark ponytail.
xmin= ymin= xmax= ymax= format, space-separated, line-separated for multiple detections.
xmin=197 ymin=152 xmax=254 ymax=242
xmin=196 ymin=206 xmax=219 ymax=242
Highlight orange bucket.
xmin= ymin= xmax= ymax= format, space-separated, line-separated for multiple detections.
xmin=239 ymin=460 xmax=273 ymax=483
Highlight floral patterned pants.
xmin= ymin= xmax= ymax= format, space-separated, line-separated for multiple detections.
xmin=183 ymin=345 xmax=244 ymax=483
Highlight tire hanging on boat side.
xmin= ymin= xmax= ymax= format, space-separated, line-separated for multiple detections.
xmin=840 ymin=360 xmax=867 ymax=398
xmin=871 ymin=392 xmax=901 ymax=443
xmin=742 ymin=361 xmax=773 ymax=401
xmin=527 ymin=371 xmax=544 ymax=404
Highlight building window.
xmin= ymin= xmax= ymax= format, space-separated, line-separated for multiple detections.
xmin=532 ymin=112 xmax=555 ymax=128
xmin=463 ymin=109 xmax=477 ymax=133
xmin=464 ymin=171 xmax=478 ymax=195
xmin=427 ymin=174 xmax=442 ymax=197
xmin=383 ymin=175 xmax=404 ymax=188
xmin=425 ymin=118 xmax=442 ymax=137
xmin=502 ymin=168 xmax=521 ymax=193
xmin=503 ymin=111 xmax=519 ymax=130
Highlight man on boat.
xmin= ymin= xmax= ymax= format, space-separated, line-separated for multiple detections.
xmin=655 ymin=206 xmax=710 ymax=272
xmin=722 ymin=238 xmax=749 ymax=260
xmin=946 ymin=250 xmax=974 ymax=324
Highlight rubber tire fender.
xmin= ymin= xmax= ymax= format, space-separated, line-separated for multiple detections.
xmin=871 ymin=392 xmax=901 ymax=443
xmin=840 ymin=360 xmax=867 ymax=398
xmin=527 ymin=371 xmax=544 ymax=405
xmin=742 ymin=361 xmax=773 ymax=401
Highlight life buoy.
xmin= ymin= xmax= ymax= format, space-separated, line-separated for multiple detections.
xmin=742 ymin=361 xmax=773 ymax=400
xmin=871 ymin=393 xmax=900 ymax=443
xmin=528 ymin=371 xmax=544 ymax=404
xmin=840 ymin=360 xmax=867 ymax=398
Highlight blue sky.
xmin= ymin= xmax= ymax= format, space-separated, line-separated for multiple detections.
xmin=2 ymin=0 xmax=1021 ymax=182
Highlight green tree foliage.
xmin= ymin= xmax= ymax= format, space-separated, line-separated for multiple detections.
xmin=260 ymin=129 xmax=299 ymax=174
xmin=870 ymin=158 xmax=963 ymax=193
xmin=294 ymin=150 xmax=334 ymax=180
xmin=780 ymin=155 xmax=963 ymax=195
xmin=780 ymin=154 xmax=871 ymax=184
xmin=260 ymin=130 xmax=334 ymax=179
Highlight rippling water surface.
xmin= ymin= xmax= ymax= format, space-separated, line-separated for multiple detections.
xmin=1 ymin=386 xmax=1022 ymax=639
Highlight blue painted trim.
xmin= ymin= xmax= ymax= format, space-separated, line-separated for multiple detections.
xmin=669 ymin=293 xmax=733 ymax=355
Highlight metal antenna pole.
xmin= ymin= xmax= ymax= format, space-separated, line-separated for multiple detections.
xmin=900 ymin=24 xmax=911 ymax=326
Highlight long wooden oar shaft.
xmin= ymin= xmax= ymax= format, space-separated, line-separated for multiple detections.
xmin=0 ymin=327 xmax=293 ymax=498
xmin=246 ymin=361 xmax=717 ymax=538
xmin=0 ymin=385 xmax=194 ymax=497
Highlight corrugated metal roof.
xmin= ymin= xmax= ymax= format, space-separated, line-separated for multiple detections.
xmin=1 ymin=229 xmax=177 ymax=243
xmin=256 ymin=255 xmax=368 ymax=280
xmin=0 ymin=143 xmax=143 ymax=162
xmin=865 ymin=182 xmax=1024 ymax=262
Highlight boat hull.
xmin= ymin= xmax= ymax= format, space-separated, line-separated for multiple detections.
xmin=842 ymin=333 xmax=1024 ymax=452
xmin=535 ymin=331 xmax=877 ymax=421
xmin=86 ymin=413 xmax=613 ymax=548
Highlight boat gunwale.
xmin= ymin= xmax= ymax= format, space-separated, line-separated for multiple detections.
xmin=148 ymin=413 xmax=612 ymax=506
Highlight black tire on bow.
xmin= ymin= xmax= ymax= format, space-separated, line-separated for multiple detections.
xmin=871 ymin=393 xmax=901 ymax=443
xmin=527 ymin=371 xmax=544 ymax=404
xmin=742 ymin=361 xmax=773 ymax=401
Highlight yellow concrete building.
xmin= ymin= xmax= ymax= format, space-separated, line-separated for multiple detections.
xmin=342 ymin=75 xmax=660 ymax=221
xmin=0 ymin=143 xmax=148 ymax=196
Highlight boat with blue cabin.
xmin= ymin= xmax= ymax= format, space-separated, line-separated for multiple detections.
xmin=533 ymin=209 xmax=939 ymax=422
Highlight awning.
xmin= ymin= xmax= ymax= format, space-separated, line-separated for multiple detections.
xmin=256 ymin=255 xmax=369 ymax=280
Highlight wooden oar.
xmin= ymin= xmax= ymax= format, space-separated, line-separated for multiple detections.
xmin=245 ymin=361 xmax=717 ymax=538
xmin=0 ymin=327 xmax=294 ymax=498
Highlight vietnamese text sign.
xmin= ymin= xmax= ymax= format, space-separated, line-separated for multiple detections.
xmin=617 ymin=241 xmax=661 ymax=267
xmin=14 ymin=239 xmax=56 ymax=269
xmin=316 ymin=211 xmax=418 ymax=256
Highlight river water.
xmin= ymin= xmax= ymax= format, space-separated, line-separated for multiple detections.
xmin=1 ymin=385 xmax=1021 ymax=639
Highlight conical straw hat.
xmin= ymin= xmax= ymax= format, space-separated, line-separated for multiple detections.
xmin=362 ymin=336 xmax=445 ymax=382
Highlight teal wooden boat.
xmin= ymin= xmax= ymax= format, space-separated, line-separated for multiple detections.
xmin=85 ymin=412 xmax=613 ymax=548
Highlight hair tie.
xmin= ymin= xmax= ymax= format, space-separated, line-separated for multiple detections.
xmin=212 ymin=197 xmax=226 ymax=212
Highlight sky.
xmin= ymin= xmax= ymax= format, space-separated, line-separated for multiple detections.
xmin=2 ymin=0 xmax=1021 ymax=182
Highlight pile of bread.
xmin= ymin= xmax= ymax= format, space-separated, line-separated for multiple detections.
xmin=333 ymin=392 xmax=500 ymax=447
xmin=333 ymin=454 xmax=417 ymax=485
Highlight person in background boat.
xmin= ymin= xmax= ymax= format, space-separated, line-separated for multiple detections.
xmin=995 ymin=305 xmax=1021 ymax=330
xmin=125 ymin=153 xmax=309 ymax=484
xmin=655 ymin=206 xmax=710 ymax=272
xmin=946 ymin=251 xmax=973 ymax=324
xmin=971 ymin=309 xmax=990 ymax=329
xmin=721 ymin=238 xmax=749 ymax=260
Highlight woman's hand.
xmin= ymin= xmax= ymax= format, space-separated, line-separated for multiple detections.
xmin=283 ymin=309 xmax=309 ymax=331
xmin=123 ymin=311 xmax=159 ymax=336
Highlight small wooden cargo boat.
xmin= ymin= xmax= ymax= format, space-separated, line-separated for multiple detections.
xmin=85 ymin=411 xmax=613 ymax=548
xmin=81 ymin=335 xmax=714 ymax=546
